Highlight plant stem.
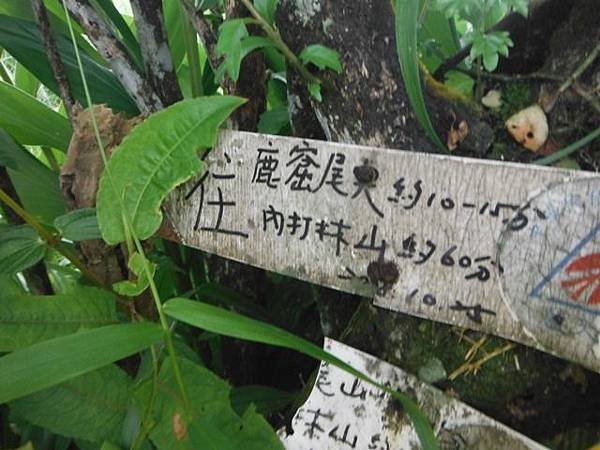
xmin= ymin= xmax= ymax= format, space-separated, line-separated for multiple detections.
xmin=0 ymin=187 xmax=103 ymax=287
xmin=239 ymin=0 xmax=320 ymax=86
xmin=62 ymin=0 xmax=190 ymax=409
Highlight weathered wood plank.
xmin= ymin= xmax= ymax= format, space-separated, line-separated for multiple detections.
xmin=279 ymin=338 xmax=548 ymax=449
xmin=164 ymin=130 xmax=600 ymax=372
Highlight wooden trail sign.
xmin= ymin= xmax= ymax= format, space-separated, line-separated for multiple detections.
xmin=164 ymin=130 xmax=600 ymax=373
xmin=279 ymin=338 xmax=548 ymax=449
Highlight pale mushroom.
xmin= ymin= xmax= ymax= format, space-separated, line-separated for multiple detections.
xmin=505 ymin=104 xmax=549 ymax=152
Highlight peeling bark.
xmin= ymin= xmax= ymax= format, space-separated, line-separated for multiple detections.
xmin=64 ymin=0 xmax=163 ymax=113
xmin=130 ymin=0 xmax=182 ymax=106
xmin=60 ymin=105 xmax=142 ymax=288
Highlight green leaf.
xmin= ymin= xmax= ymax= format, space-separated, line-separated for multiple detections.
xmin=0 ymin=286 xmax=117 ymax=351
xmin=163 ymin=298 xmax=438 ymax=450
xmin=254 ymin=0 xmax=278 ymax=25
xmin=10 ymin=364 xmax=131 ymax=443
xmin=0 ymin=80 xmax=72 ymax=150
xmin=54 ymin=208 xmax=102 ymax=241
xmin=257 ymin=106 xmax=290 ymax=135
xmin=482 ymin=49 xmax=499 ymax=72
xmin=0 ymin=0 xmax=105 ymax=65
xmin=216 ymin=19 xmax=249 ymax=82
xmin=394 ymin=0 xmax=446 ymax=152
xmin=0 ymin=14 xmax=139 ymax=115
xmin=148 ymin=358 xmax=283 ymax=450
xmin=230 ymin=385 xmax=295 ymax=416
xmin=418 ymin=8 xmax=459 ymax=72
xmin=307 ymin=82 xmax=322 ymax=102
xmin=215 ymin=36 xmax=273 ymax=82
xmin=97 ymin=96 xmax=245 ymax=245
xmin=0 ymin=225 xmax=46 ymax=274
xmin=14 ymin=63 xmax=39 ymax=96
xmin=444 ymin=70 xmax=474 ymax=97
xmin=113 ymin=252 xmax=155 ymax=297
xmin=0 ymin=322 xmax=162 ymax=404
xmin=299 ymin=44 xmax=342 ymax=73
xmin=0 ymin=130 xmax=66 ymax=223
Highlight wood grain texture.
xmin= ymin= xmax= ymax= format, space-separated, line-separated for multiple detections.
xmin=165 ymin=130 xmax=600 ymax=372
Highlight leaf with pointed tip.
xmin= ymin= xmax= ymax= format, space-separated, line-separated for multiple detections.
xmin=97 ymin=96 xmax=245 ymax=245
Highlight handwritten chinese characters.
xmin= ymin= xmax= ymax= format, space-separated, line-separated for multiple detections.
xmin=164 ymin=130 xmax=598 ymax=372
xmin=279 ymin=339 xmax=547 ymax=450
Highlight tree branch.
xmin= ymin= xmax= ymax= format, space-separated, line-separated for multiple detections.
xmin=32 ymin=0 xmax=76 ymax=120
xmin=64 ymin=0 xmax=163 ymax=113
xmin=180 ymin=0 xmax=220 ymax=71
xmin=129 ymin=0 xmax=182 ymax=106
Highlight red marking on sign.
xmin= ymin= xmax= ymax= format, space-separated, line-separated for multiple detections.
xmin=561 ymin=253 xmax=600 ymax=305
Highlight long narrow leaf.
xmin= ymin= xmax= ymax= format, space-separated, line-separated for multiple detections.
xmin=394 ymin=0 xmax=446 ymax=152
xmin=0 ymin=14 xmax=139 ymax=115
xmin=0 ymin=322 xmax=162 ymax=404
xmin=163 ymin=298 xmax=438 ymax=450
xmin=535 ymin=127 xmax=600 ymax=166
xmin=0 ymin=80 xmax=72 ymax=150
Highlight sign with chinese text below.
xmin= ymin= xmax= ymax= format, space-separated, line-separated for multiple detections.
xmin=278 ymin=339 xmax=547 ymax=449
xmin=164 ymin=130 xmax=600 ymax=372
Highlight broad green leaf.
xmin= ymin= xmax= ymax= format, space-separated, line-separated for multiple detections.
xmin=164 ymin=298 xmax=438 ymax=450
xmin=0 ymin=273 xmax=25 ymax=296
xmin=113 ymin=252 xmax=155 ymax=297
xmin=0 ymin=322 xmax=162 ymax=404
xmin=215 ymin=36 xmax=273 ymax=81
xmin=54 ymin=208 xmax=102 ymax=241
xmin=394 ymin=0 xmax=446 ymax=152
xmin=11 ymin=364 xmax=131 ymax=443
xmin=0 ymin=15 xmax=139 ymax=115
xmin=0 ymin=80 xmax=72 ymax=150
xmin=299 ymin=45 xmax=342 ymax=73
xmin=254 ymin=0 xmax=278 ymax=25
xmin=0 ymin=225 xmax=46 ymax=274
xmin=148 ymin=358 xmax=283 ymax=450
xmin=0 ymin=130 xmax=66 ymax=223
xmin=216 ymin=19 xmax=249 ymax=81
xmin=0 ymin=286 xmax=117 ymax=351
xmin=14 ymin=63 xmax=39 ymax=96
xmin=97 ymin=96 xmax=245 ymax=245
xmin=230 ymin=385 xmax=295 ymax=416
